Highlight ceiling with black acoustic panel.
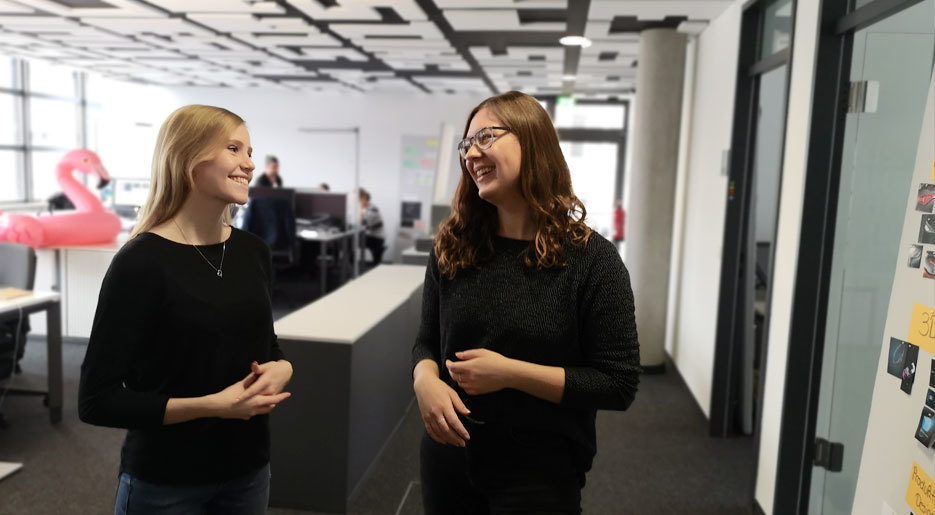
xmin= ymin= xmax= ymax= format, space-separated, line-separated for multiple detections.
xmin=0 ymin=0 xmax=732 ymax=96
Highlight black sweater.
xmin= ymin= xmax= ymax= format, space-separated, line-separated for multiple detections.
xmin=411 ymin=232 xmax=640 ymax=474
xmin=78 ymin=228 xmax=285 ymax=485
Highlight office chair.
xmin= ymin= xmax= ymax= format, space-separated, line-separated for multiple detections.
xmin=242 ymin=197 xmax=301 ymax=306
xmin=0 ymin=242 xmax=44 ymax=429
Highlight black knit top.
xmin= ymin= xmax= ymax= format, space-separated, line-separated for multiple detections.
xmin=411 ymin=232 xmax=640 ymax=473
xmin=78 ymin=228 xmax=284 ymax=485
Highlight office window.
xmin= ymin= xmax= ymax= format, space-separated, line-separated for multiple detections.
xmin=0 ymin=92 xmax=22 ymax=145
xmin=554 ymin=103 xmax=626 ymax=129
xmin=0 ymin=56 xmax=15 ymax=89
xmin=0 ymin=150 xmax=23 ymax=201
xmin=30 ymin=149 xmax=65 ymax=201
xmin=28 ymin=59 xmax=77 ymax=98
xmin=760 ymin=0 xmax=793 ymax=58
xmin=30 ymin=97 xmax=79 ymax=148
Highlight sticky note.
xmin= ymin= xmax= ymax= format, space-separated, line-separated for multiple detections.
xmin=907 ymin=303 xmax=935 ymax=354
xmin=906 ymin=462 xmax=935 ymax=515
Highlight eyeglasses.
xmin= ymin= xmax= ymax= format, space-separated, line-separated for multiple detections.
xmin=457 ymin=126 xmax=511 ymax=159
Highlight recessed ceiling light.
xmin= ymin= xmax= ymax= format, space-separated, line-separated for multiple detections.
xmin=559 ymin=35 xmax=592 ymax=48
xmin=562 ymin=74 xmax=576 ymax=81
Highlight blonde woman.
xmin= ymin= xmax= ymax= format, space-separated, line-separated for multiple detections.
xmin=79 ymin=105 xmax=293 ymax=515
xmin=412 ymin=91 xmax=640 ymax=514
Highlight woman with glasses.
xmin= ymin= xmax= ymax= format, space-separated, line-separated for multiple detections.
xmin=411 ymin=91 xmax=641 ymax=514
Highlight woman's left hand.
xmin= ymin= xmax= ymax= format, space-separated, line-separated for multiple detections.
xmin=446 ymin=349 xmax=516 ymax=395
xmin=236 ymin=360 xmax=294 ymax=402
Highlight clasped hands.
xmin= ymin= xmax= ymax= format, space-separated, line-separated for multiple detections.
xmin=414 ymin=349 xmax=515 ymax=447
xmin=214 ymin=360 xmax=293 ymax=420
xmin=445 ymin=348 xmax=515 ymax=395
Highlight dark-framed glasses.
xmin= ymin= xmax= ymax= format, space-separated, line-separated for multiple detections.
xmin=457 ymin=126 xmax=511 ymax=159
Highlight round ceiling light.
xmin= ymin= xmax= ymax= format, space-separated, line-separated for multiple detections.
xmin=559 ymin=35 xmax=592 ymax=48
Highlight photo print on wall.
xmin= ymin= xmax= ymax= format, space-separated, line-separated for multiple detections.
xmin=918 ymin=183 xmax=935 ymax=213
xmin=930 ymin=358 xmax=935 ymax=388
xmin=915 ymin=406 xmax=935 ymax=448
xmin=924 ymin=251 xmax=935 ymax=279
xmin=901 ymin=343 xmax=920 ymax=394
xmin=910 ymin=244 xmax=924 ymax=268
xmin=927 ymin=389 xmax=935 ymax=410
xmin=888 ymin=338 xmax=910 ymax=379
xmin=921 ymin=214 xmax=935 ymax=244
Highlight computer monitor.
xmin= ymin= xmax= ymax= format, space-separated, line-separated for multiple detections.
xmin=113 ymin=178 xmax=151 ymax=208
xmin=400 ymin=201 xmax=421 ymax=228
xmin=249 ymin=187 xmax=296 ymax=209
xmin=430 ymin=204 xmax=451 ymax=235
xmin=295 ymin=191 xmax=347 ymax=229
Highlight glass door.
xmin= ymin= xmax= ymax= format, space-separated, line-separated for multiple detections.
xmin=809 ymin=1 xmax=935 ymax=513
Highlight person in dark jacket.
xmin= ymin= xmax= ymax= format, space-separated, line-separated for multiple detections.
xmin=254 ymin=155 xmax=282 ymax=188
xmin=411 ymin=91 xmax=641 ymax=514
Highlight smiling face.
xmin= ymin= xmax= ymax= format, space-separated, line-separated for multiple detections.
xmin=463 ymin=108 xmax=523 ymax=207
xmin=191 ymin=123 xmax=255 ymax=205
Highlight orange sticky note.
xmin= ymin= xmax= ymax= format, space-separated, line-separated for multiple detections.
xmin=907 ymin=303 xmax=935 ymax=354
xmin=906 ymin=462 xmax=935 ymax=515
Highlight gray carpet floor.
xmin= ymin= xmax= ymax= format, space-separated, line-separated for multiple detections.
xmin=0 ymin=339 xmax=756 ymax=514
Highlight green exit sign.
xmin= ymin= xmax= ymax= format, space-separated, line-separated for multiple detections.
xmin=556 ymin=95 xmax=576 ymax=107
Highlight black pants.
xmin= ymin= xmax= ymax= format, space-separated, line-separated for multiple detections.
xmin=420 ymin=425 xmax=582 ymax=515
xmin=364 ymin=235 xmax=385 ymax=265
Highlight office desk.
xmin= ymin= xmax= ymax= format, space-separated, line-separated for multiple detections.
xmin=269 ymin=265 xmax=425 ymax=513
xmin=297 ymin=227 xmax=364 ymax=297
xmin=0 ymin=291 xmax=63 ymax=424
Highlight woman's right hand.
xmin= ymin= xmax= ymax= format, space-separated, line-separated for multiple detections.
xmin=414 ymin=373 xmax=471 ymax=447
xmin=211 ymin=373 xmax=292 ymax=420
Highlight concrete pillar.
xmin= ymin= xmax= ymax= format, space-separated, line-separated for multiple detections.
xmin=626 ymin=28 xmax=687 ymax=370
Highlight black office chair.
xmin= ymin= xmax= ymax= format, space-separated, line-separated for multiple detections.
xmin=241 ymin=196 xmax=301 ymax=306
xmin=0 ymin=242 xmax=44 ymax=429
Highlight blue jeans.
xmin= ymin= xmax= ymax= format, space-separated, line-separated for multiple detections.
xmin=114 ymin=463 xmax=270 ymax=515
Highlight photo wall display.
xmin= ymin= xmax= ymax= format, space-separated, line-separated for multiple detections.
xmin=852 ymin=78 xmax=935 ymax=514
xmin=911 ymin=185 xmax=935 ymax=280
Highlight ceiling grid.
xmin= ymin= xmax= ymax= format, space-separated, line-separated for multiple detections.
xmin=0 ymin=0 xmax=731 ymax=96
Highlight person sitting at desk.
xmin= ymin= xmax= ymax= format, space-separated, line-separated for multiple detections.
xmin=254 ymin=155 xmax=282 ymax=188
xmin=359 ymin=188 xmax=385 ymax=266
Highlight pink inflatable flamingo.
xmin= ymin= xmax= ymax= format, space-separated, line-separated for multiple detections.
xmin=0 ymin=149 xmax=122 ymax=247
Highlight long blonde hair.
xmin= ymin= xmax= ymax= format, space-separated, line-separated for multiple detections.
xmin=130 ymin=105 xmax=245 ymax=238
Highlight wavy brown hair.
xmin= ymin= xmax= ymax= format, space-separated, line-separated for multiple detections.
xmin=435 ymin=91 xmax=591 ymax=279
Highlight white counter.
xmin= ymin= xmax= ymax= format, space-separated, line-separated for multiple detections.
xmin=274 ymin=264 xmax=425 ymax=344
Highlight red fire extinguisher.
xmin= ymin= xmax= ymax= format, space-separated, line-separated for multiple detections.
xmin=613 ymin=201 xmax=624 ymax=242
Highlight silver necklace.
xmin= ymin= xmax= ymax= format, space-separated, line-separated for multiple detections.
xmin=172 ymin=219 xmax=226 ymax=278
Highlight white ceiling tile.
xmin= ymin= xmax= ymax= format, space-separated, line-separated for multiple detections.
xmin=443 ymin=10 xmax=564 ymax=31
xmin=186 ymin=13 xmax=312 ymax=33
xmin=14 ymin=0 xmax=162 ymax=18
xmin=435 ymin=1 xmax=565 ymax=8
xmin=0 ymin=0 xmax=32 ymax=13
xmin=330 ymin=20 xmax=443 ymax=40
xmin=145 ymin=0 xmax=285 ymax=14
xmin=588 ymin=0 xmax=733 ymax=22
xmin=288 ymin=0 xmax=426 ymax=21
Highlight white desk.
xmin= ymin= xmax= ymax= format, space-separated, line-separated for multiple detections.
xmin=0 ymin=290 xmax=63 ymax=424
xmin=297 ymin=227 xmax=364 ymax=297
xmin=270 ymin=265 xmax=425 ymax=513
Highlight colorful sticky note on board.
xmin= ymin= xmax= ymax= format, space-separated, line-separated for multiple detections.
xmin=907 ymin=303 xmax=935 ymax=354
xmin=906 ymin=462 xmax=935 ymax=514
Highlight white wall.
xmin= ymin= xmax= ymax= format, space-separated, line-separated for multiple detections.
xmin=666 ymin=0 xmax=742 ymax=417
xmin=84 ymin=76 xmax=485 ymax=258
xmin=754 ymin=0 xmax=822 ymax=511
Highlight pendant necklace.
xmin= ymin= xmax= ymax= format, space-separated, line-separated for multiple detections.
xmin=173 ymin=219 xmax=226 ymax=278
